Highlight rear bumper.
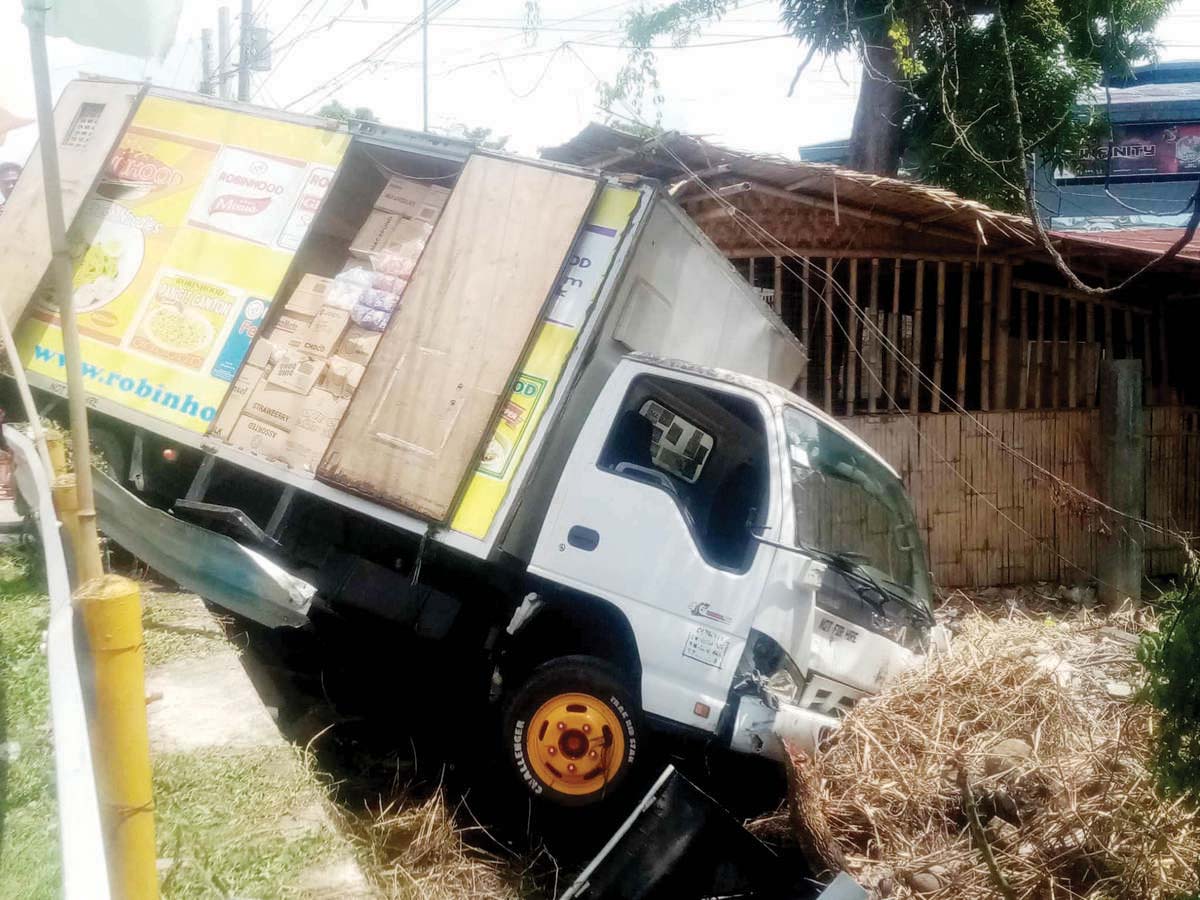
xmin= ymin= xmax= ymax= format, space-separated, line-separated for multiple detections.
xmin=729 ymin=695 xmax=840 ymax=762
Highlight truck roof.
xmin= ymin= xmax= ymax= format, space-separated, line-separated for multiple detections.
xmin=628 ymin=352 xmax=900 ymax=480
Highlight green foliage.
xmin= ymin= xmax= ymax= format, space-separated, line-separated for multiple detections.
xmin=592 ymin=0 xmax=1173 ymax=208
xmin=1139 ymin=556 xmax=1200 ymax=802
xmin=438 ymin=123 xmax=510 ymax=150
xmin=317 ymin=100 xmax=379 ymax=123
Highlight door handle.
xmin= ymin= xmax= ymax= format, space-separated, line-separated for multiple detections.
xmin=567 ymin=525 xmax=600 ymax=551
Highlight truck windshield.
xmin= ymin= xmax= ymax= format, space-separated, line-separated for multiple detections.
xmin=782 ymin=406 xmax=931 ymax=609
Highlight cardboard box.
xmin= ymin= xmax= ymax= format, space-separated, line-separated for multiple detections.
xmin=267 ymin=351 xmax=327 ymax=396
xmin=350 ymin=212 xmax=432 ymax=260
xmin=245 ymin=336 xmax=277 ymax=370
xmin=337 ymin=324 xmax=383 ymax=366
xmin=322 ymin=355 xmax=366 ymax=398
xmin=230 ymin=415 xmax=290 ymax=460
xmin=266 ymin=312 xmax=314 ymax=351
xmin=285 ymin=274 xmax=333 ymax=317
xmin=350 ymin=209 xmax=401 ymax=257
xmin=298 ymin=306 xmax=350 ymax=358
xmin=415 ymin=184 xmax=451 ymax=223
xmin=210 ymin=364 xmax=264 ymax=440
xmin=243 ymin=378 xmax=303 ymax=430
xmin=285 ymin=388 xmax=350 ymax=473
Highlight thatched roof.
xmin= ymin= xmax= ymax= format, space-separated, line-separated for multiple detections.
xmin=542 ymin=123 xmax=1200 ymax=278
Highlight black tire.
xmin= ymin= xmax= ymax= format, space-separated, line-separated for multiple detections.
xmin=503 ymin=655 xmax=641 ymax=807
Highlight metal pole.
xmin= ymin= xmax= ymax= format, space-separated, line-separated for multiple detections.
xmin=237 ymin=0 xmax=252 ymax=102
xmin=218 ymin=6 xmax=232 ymax=100
xmin=24 ymin=3 xmax=104 ymax=585
xmin=422 ymin=0 xmax=429 ymax=131
xmin=200 ymin=28 xmax=214 ymax=95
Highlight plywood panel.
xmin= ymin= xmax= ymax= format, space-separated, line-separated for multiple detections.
xmin=318 ymin=154 xmax=598 ymax=519
xmin=0 ymin=79 xmax=144 ymax=328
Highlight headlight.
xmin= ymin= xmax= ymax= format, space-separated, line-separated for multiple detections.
xmin=744 ymin=629 xmax=806 ymax=706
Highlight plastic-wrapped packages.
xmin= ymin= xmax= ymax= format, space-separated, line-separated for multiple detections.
xmin=357 ymin=288 xmax=400 ymax=313
xmin=326 ymin=271 xmax=367 ymax=311
xmin=350 ymin=304 xmax=392 ymax=332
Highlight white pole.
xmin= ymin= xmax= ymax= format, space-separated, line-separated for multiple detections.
xmin=422 ymin=0 xmax=429 ymax=131
xmin=23 ymin=2 xmax=104 ymax=582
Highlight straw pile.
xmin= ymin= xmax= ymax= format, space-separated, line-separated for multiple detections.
xmin=778 ymin=611 xmax=1200 ymax=899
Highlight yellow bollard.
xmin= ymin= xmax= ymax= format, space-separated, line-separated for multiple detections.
xmin=51 ymin=474 xmax=81 ymax=570
xmin=78 ymin=574 xmax=159 ymax=900
xmin=44 ymin=427 xmax=68 ymax=476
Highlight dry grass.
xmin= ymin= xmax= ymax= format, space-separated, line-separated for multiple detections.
xmin=344 ymin=783 xmax=522 ymax=900
xmin=773 ymin=608 xmax=1200 ymax=899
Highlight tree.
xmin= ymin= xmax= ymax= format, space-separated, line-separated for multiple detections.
xmin=437 ymin=124 xmax=510 ymax=150
xmin=317 ymin=100 xmax=379 ymax=123
xmin=597 ymin=0 xmax=1171 ymax=209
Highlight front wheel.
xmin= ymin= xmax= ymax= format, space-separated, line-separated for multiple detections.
xmin=503 ymin=655 xmax=641 ymax=807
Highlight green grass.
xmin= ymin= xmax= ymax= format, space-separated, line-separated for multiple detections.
xmin=0 ymin=546 xmax=350 ymax=899
xmin=0 ymin=544 xmax=60 ymax=899
xmin=154 ymin=747 xmax=341 ymax=899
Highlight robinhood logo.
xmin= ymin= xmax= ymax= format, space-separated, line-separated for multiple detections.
xmin=209 ymin=194 xmax=273 ymax=216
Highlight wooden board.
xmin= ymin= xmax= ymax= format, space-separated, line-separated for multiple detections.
xmin=0 ymin=79 xmax=144 ymax=328
xmin=318 ymin=154 xmax=599 ymax=520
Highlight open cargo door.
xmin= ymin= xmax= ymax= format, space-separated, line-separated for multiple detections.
xmin=0 ymin=78 xmax=144 ymax=329
xmin=318 ymin=154 xmax=600 ymax=521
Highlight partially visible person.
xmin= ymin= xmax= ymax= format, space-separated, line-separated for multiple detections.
xmin=0 ymin=162 xmax=21 ymax=203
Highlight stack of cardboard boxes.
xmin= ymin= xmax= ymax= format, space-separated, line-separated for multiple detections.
xmin=213 ymin=175 xmax=450 ymax=474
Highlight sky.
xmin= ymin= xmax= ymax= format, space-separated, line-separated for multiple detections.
xmin=2 ymin=0 xmax=1200 ymax=167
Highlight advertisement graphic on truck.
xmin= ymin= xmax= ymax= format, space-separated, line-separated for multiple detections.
xmin=15 ymin=94 xmax=348 ymax=433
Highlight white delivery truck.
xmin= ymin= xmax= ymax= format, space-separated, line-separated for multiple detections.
xmin=2 ymin=81 xmax=934 ymax=807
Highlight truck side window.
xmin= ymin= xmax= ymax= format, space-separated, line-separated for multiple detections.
xmin=598 ymin=375 xmax=769 ymax=572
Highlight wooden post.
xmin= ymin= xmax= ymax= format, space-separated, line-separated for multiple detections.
xmin=1098 ymin=360 xmax=1144 ymax=611
xmin=1124 ymin=307 xmax=1134 ymax=358
xmin=799 ymin=258 xmax=811 ymax=398
xmin=867 ymin=259 xmax=879 ymax=413
xmin=846 ymin=259 xmax=859 ymax=416
xmin=931 ymin=261 xmax=946 ymax=412
xmin=773 ymin=256 xmax=783 ymax=315
xmin=747 ymin=256 xmax=756 ymax=288
xmin=1158 ymin=312 xmax=1170 ymax=405
xmin=1033 ymin=292 xmax=1046 ymax=408
xmin=1067 ymin=296 xmax=1078 ymax=409
xmin=1084 ymin=300 xmax=1095 ymax=406
xmin=1050 ymin=294 xmax=1061 ymax=408
xmin=993 ymin=263 xmax=1011 ymax=409
xmin=888 ymin=259 xmax=901 ymax=409
xmin=1104 ymin=301 xmax=1113 ymax=362
xmin=1142 ymin=314 xmax=1154 ymax=406
xmin=910 ymin=260 xmax=925 ymax=414
xmin=824 ymin=258 xmax=834 ymax=414
xmin=980 ymin=262 xmax=993 ymax=411
xmin=1017 ymin=289 xmax=1029 ymax=410
xmin=956 ymin=261 xmax=970 ymax=408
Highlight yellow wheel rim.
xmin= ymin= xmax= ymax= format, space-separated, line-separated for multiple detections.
xmin=525 ymin=692 xmax=626 ymax=797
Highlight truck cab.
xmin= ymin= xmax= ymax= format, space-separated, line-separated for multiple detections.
xmin=503 ymin=354 xmax=934 ymax=805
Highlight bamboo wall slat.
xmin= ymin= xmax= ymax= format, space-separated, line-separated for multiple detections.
xmin=842 ymin=406 xmax=1199 ymax=588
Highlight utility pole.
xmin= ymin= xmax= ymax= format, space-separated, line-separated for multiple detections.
xmin=23 ymin=4 xmax=104 ymax=585
xmin=200 ymin=27 xmax=214 ymax=95
xmin=217 ymin=6 xmax=231 ymax=100
xmin=237 ymin=0 xmax=252 ymax=102
xmin=421 ymin=0 xmax=429 ymax=131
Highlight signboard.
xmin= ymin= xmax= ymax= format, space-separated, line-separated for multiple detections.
xmin=16 ymin=94 xmax=348 ymax=433
xmin=1071 ymin=121 xmax=1200 ymax=178
xmin=450 ymin=186 xmax=640 ymax=539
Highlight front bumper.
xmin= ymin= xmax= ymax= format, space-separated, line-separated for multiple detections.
xmin=729 ymin=695 xmax=840 ymax=762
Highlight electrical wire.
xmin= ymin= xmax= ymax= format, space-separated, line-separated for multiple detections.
xmin=284 ymin=0 xmax=462 ymax=111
